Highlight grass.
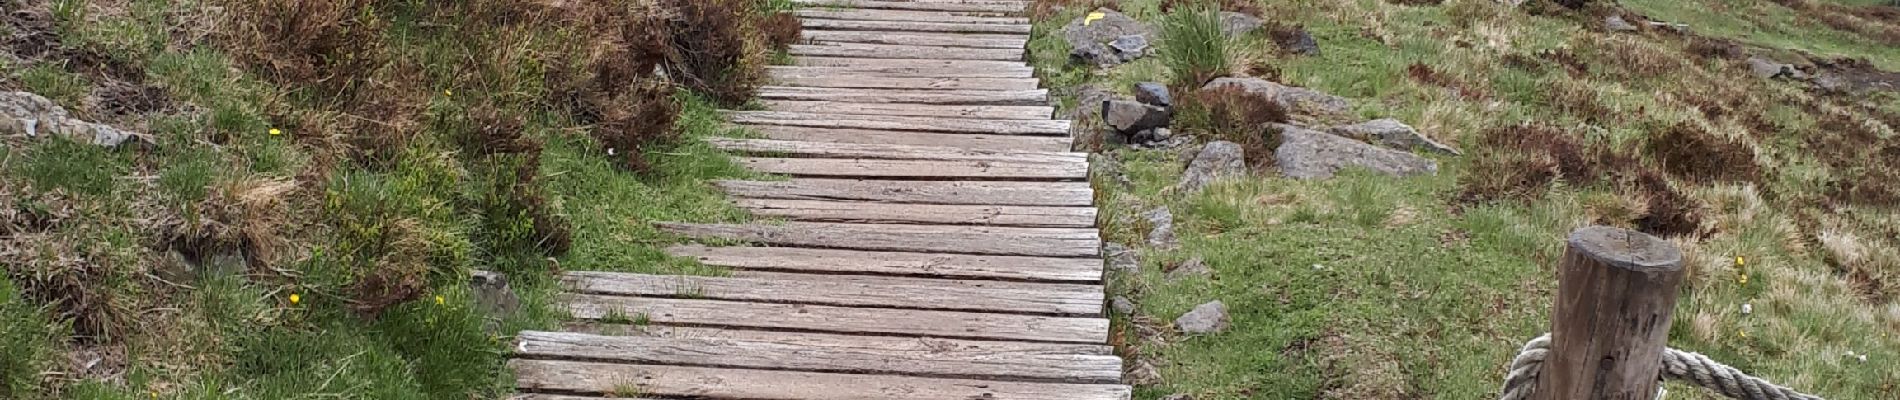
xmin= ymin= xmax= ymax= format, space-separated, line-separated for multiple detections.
xmin=1029 ymin=0 xmax=1900 ymax=398
xmin=1157 ymin=5 xmax=1231 ymax=86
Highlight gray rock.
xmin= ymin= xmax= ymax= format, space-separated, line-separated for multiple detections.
xmin=1134 ymin=82 xmax=1172 ymax=107
xmin=1175 ymin=300 xmax=1230 ymax=334
xmin=1167 ymin=257 xmax=1211 ymax=281
xmin=1111 ymin=296 xmax=1138 ymax=315
xmin=1141 ymin=206 xmax=1178 ymax=249
xmin=1070 ymin=43 xmax=1120 ymax=67
xmin=1161 ymin=395 xmax=1195 ymax=400
xmin=1126 ymin=360 xmax=1161 ymax=385
xmin=1103 ymin=100 xmax=1171 ymax=134
xmin=1274 ymin=124 xmax=1439 ymax=179
xmin=0 ymin=91 xmax=141 ymax=146
xmin=1072 ymin=85 xmax=1115 ymax=119
xmin=1062 ymin=8 xmax=1154 ymax=66
xmin=1605 ymin=15 xmax=1638 ymax=32
xmin=1109 ymin=34 xmax=1150 ymax=60
xmin=1273 ymin=26 xmax=1321 ymax=56
xmin=1747 ymin=56 xmax=1792 ymax=79
xmin=1220 ymin=11 xmax=1263 ymax=36
xmin=1135 ymin=133 xmax=1193 ymax=150
xmin=1812 ymin=73 xmax=1851 ymax=93
xmin=1175 ymin=141 xmax=1246 ymax=194
xmin=1104 ymin=242 xmax=1141 ymax=273
xmin=470 ymin=271 xmax=521 ymax=330
xmin=1091 ymin=153 xmax=1134 ymax=189
xmin=1329 ymin=119 xmax=1460 ymax=156
xmin=1202 ymin=77 xmax=1350 ymax=116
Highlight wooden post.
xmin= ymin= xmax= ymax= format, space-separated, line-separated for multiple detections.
xmin=1533 ymin=226 xmax=1685 ymax=400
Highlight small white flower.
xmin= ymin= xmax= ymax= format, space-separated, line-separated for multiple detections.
xmin=1857 ymin=354 xmax=1868 ymax=363
xmin=1741 ymin=303 xmax=1752 ymax=315
xmin=1311 ymin=264 xmax=1325 ymax=270
xmin=607 ymin=147 xmax=617 ymax=156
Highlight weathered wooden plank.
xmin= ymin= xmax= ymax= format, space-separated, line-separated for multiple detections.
xmin=713 ymin=179 xmax=1095 ymax=206
xmin=789 ymin=0 xmax=1026 ymax=14
xmin=510 ymin=395 xmax=660 ymax=400
xmin=708 ymin=138 xmax=1083 ymax=164
xmin=515 ymin=330 xmax=1122 ymax=383
xmin=803 ymin=30 xmax=1028 ymax=49
xmin=740 ymin=125 xmax=1072 ymax=152
xmin=738 ymin=157 xmax=1087 ymax=180
xmin=770 ymin=74 xmax=1040 ymax=90
xmin=790 ymin=56 xmax=1027 ymax=70
xmin=562 ymin=294 xmax=1111 ymax=343
xmin=557 ymin=324 xmax=1113 ymax=355
xmin=510 ymin=360 xmax=1133 ymax=399
xmin=658 ymin=222 xmax=1100 ymax=257
xmin=758 ymin=86 xmax=1045 ymax=105
xmin=801 ymin=19 xmax=1031 ymax=34
xmin=791 ymin=43 xmax=1023 ymax=61
xmin=759 ymin=100 xmax=1052 ymax=120
xmin=668 ymin=244 xmax=1103 ymax=281
xmin=726 ymin=111 xmax=1069 ymax=135
xmin=733 ymin=198 xmax=1097 ymax=227
xmin=562 ymin=271 xmax=1104 ymax=315
xmin=796 ymin=9 xmax=1030 ymax=24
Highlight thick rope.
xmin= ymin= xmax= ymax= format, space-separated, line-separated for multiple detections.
xmin=1497 ymin=334 xmax=1824 ymax=400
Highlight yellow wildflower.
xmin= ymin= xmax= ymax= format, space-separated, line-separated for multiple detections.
xmin=1736 ymin=256 xmax=1745 ymax=266
xmin=444 ymin=89 xmax=453 ymax=97
xmin=435 ymin=295 xmax=445 ymax=305
xmin=289 ymin=293 xmax=301 ymax=305
xmin=269 ymin=128 xmax=282 ymax=136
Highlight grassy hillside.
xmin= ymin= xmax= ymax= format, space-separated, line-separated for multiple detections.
xmin=1029 ymin=0 xmax=1900 ymax=398
xmin=0 ymin=0 xmax=791 ymax=397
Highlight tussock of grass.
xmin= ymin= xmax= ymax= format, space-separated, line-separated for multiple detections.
xmin=1157 ymin=5 xmax=1230 ymax=86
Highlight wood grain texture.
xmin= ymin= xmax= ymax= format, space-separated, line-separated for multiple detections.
xmin=556 ymin=324 xmax=1112 ymax=355
xmin=757 ymin=86 xmax=1046 ymax=105
xmin=657 ymin=222 xmax=1100 ymax=257
xmin=802 ymin=18 xmax=1030 ymax=34
xmin=740 ymin=125 xmax=1072 ymax=152
xmin=790 ymin=56 xmax=1028 ymax=69
xmin=514 ymin=330 xmax=1122 ymax=383
xmin=510 ymin=359 xmax=1133 ymax=399
xmin=713 ymin=179 xmax=1094 ymax=206
xmin=771 ymin=65 xmax=1033 ymax=79
xmin=791 ymin=43 xmax=1024 ymax=61
xmin=726 ymin=111 xmax=1069 ymax=135
xmin=737 ymin=157 xmax=1087 ymax=180
xmin=668 ymin=244 xmax=1105 ymax=281
xmin=1536 ymin=226 xmax=1686 ymax=400
xmin=733 ymin=198 xmax=1096 ymax=227
xmin=709 ymin=138 xmax=1083 ymax=163
xmin=803 ymin=30 xmax=1028 ymax=49
xmin=770 ymin=74 xmax=1040 ymax=91
xmin=758 ymin=100 xmax=1052 ymax=120
xmin=788 ymin=0 xmax=1026 ymax=14
xmin=795 ymin=8 xmax=1029 ymax=24
xmin=562 ymin=294 xmax=1112 ymax=343
xmin=560 ymin=270 xmax=1104 ymax=315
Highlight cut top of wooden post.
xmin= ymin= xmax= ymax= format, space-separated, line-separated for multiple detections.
xmin=1565 ymin=225 xmax=1683 ymax=272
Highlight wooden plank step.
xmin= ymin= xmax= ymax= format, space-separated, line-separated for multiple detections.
xmin=708 ymin=138 xmax=1083 ymax=163
xmin=560 ymin=324 xmax=1113 ymax=355
xmin=726 ymin=111 xmax=1070 ymax=135
xmin=801 ymin=19 xmax=1031 ymax=34
xmin=804 ymin=30 xmax=1028 ymax=49
xmin=515 ymin=330 xmax=1122 ymax=383
xmin=789 ymin=0 xmax=1026 ymax=14
xmin=563 ymin=294 xmax=1111 ymax=343
xmin=759 ymin=100 xmax=1051 ymax=120
xmin=511 ymin=359 xmax=1133 ymax=399
xmin=658 ymin=222 xmax=1100 ymax=257
xmin=562 ymin=271 xmax=1104 ymax=315
xmin=757 ymin=86 xmax=1046 ymax=106
xmin=669 ymin=244 xmax=1103 ymax=281
xmin=740 ymin=125 xmax=1072 ymax=152
xmin=796 ymin=8 xmax=1030 ymax=24
xmin=737 ymin=157 xmax=1087 ymax=180
xmin=734 ymin=198 xmax=1096 ymax=227
xmin=770 ymin=65 xmax=1032 ymax=79
xmin=770 ymin=74 xmax=1039 ymax=91
xmin=713 ymin=179 xmax=1094 ymax=206
xmin=790 ymin=43 xmax=1023 ymax=61
xmin=791 ymin=56 xmax=1027 ymax=69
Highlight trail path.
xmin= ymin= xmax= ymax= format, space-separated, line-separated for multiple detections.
xmin=506 ymin=0 xmax=1129 ymax=398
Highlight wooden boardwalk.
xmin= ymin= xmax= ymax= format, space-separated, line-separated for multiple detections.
xmin=506 ymin=0 xmax=1129 ymax=398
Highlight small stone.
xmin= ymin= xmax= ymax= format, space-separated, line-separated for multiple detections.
xmin=1175 ymin=300 xmax=1230 ymax=334
xmin=1328 ymin=119 xmax=1460 ymax=155
xmin=1271 ymin=25 xmax=1321 ymax=56
xmin=1141 ymin=206 xmax=1178 ymax=249
xmin=1812 ymin=73 xmax=1851 ymax=93
xmin=1160 ymin=395 xmax=1195 ymax=400
xmin=1741 ymin=303 xmax=1753 ymax=315
xmin=1605 ymin=15 xmax=1638 ymax=32
xmin=1111 ymin=296 xmax=1138 ymax=315
xmin=1274 ymin=124 xmax=1439 ymax=179
xmin=1125 ymin=360 xmax=1161 ymax=385
xmin=1070 ymin=42 xmax=1120 ymax=67
xmin=1175 ymin=141 xmax=1246 ymax=194
xmin=470 ymin=271 xmax=521 ymax=330
xmin=1220 ymin=11 xmax=1263 ymax=36
xmin=1134 ymin=82 xmax=1172 ymax=107
xmin=1133 ymin=127 xmax=1172 ymax=145
xmin=1202 ymin=77 xmax=1349 ymax=116
xmin=1104 ymin=242 xmax=1141 ymax=274
xmin=1167 ymin=257 xmax=1211 ymax=281
xmin=1109 ymin=34 xmax=1150 ymax=62
xmin=1746 ymin=56 xmax=1791 ymax=79
xmin=1 ymin=91 xmax=142 ymax=146
xmin=1103 ymin=100 xmax=1171 ymax=134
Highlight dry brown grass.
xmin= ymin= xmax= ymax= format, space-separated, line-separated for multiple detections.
xmin=654 ymin=0 xmax=769 ymax=106
xmin=1459 ymin=123 xmax=1710 ymax=237
xmin=1645 ymin=122 xmax=1761 ymax=184
xmin=1187 ymin=86 xmax=1288 ymax=168
xmin=1405 ymin=62 xmax=1491 ymax=100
